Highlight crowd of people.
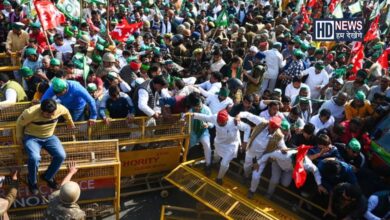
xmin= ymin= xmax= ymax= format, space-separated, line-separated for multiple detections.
xmin=0 ymin=0 xmax=390 ymax=219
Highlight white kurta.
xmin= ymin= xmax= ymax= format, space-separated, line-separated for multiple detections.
xmin=264 ymin=49 xmax=285 ymax=79
xmin=193 ymin=113 xmax=251 ymax=159
xmin=254 ymin=150 xmax=322 ymax=186
xmin=301 ymin=67 xmax=329 ymax=99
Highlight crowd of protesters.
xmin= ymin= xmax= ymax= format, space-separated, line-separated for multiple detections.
xmin=0 ymin=0 xmax=390 ymax=219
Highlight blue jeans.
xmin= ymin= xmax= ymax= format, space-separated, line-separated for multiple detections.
xmin=70 ymin=108 xmax=85 ymax=121
xmin=23 ymin=135 xmax=66 ymax=185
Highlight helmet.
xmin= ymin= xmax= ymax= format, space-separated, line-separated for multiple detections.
xmin=227 ymin=78 xmax=243 ymax=91
xmin=102 ymin=52 xmax=116 ymax=62
xmin=182 ymin=29 xmax=191 ymax=37
xmin=59 ymin=181 xmax=81 ymax=204
xmin=172 ymin=34 xmax=184 ymax=46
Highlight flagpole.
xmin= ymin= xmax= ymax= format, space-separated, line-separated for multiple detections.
xmin=106 ymin=0 xmax=110 ymax=32
xmin=33 ymin=2 xmax=55 ymax=58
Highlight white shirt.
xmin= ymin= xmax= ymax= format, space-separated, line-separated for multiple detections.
xmin=368 ymin=85 xmax=390 ymax=101
xmin=264 ymin=49 xmax=285 ymax=79
xmin=0 ymin=87 xmax=17 ymax=110
xmin=309 ymin=114 xmax=335 ymax=134
xmin=138 ymin=88 xmax=170 ymax=117
xmin=285 ymin=83 xmax=310 ymax=101
xmin=319 ymin=97 xmax=345 ymax=121
xmin=205 ymin=94 xmax=233 ymax=114
xmin=239 ymin=111 xmax=287 ymax=155
xmin=193 ymin=113 xmax=251 ymax=158
xmin=301 ymin=67 xmax=329 ymax=99
xmin=210 ymin=59 xmax=226 ymax=72
xmin=364 ymin=195 xmax=381 ymax=220
xmin=198 ymin=81 xmax=222 ymax=97
xmin=257 ymin=150 xmax=322 ymax=186
xmin=259 ymin=109 xmax=285 ymax=121
xmin=52 ymin=42 xmax=73 ymax=54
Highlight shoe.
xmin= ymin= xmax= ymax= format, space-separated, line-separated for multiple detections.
xmin=241 ymin=176 xmax=251 ymax=185
xmin=247 ymin=190 xmax=255 ymax=199
xmin=41 ymin=174 xmax=59 ymax=190
xmin=28 ymin=183 xmax=39 ymax=195
xmin=215 ymin=178 xmax=223 ymax=185
xmin=204 ymin=165 xmax=212 ymax=177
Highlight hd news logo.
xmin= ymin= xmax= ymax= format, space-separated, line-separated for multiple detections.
xmin=313 ymin=19 xmax=363 ymax=41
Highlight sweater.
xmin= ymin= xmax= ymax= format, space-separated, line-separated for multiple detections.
xmin=16 ymin=104 xmax=74 ymax=140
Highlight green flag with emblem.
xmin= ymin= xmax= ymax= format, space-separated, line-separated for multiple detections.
xmin=215 ymin=10 xmax=228 ymax=27
xmin=56 ymin=0 xmax=80 ymax=21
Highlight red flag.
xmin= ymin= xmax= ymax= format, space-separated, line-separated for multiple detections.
xmin=350 ymin=45 xmax=365 ymax=79
xmin=292 ymin=145 xmax=312 ymax=188
xmin=351 ymin=41 xmax=363 ymax=54
xmin=307 ymin=0 xmax=317 ymax=8
xmin=110 ymin=19 xmax=143 ymax=42
xmin=34 ymin=0 xmax=66 ymax=30
xmin=364 ymin=16 xmax=380 ymax=42
xmin=328 ymin=0 xmax=339 ymax=13
xmin=377 ymin=50 xmax=388 ymax=70
xmin=301 ymin=6 xmax=311 ymax=24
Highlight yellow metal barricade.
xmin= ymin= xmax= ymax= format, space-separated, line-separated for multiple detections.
xmin=0 ymin=140 xmax=121 ymax=220
xmin=160 ymin=205 xmax=224 ymax=220
xmin=0 ymin=52 xmax=20 ymax=72
xmin=165 ymin=160 xmax=301 ymax=220
xmin=0 ymin=102 xmax=31 ymax=122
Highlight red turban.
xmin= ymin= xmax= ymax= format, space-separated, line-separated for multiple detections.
xmin=130 ymin=61 xmax=141 ymax=71
xmin=217 ymin=109 xmax=229 ymax=124
xmin=259 ymin=41 xmax=268 ymax=47
xmin=269 ymin=116 xmax=282 ymax=129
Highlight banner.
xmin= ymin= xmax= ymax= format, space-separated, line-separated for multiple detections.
xmin=120 ymin=146 xmax=181 ymax=176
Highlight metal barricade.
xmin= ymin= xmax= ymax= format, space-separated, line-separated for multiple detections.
xmin=0 ymin=140 xmax=121 ymax=220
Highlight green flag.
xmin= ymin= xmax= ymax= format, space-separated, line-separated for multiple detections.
xmin=56 ymin=0 xmax=80 ymax=21
xmin=370 ymin=0 xmax=387 ymax=20
xmin=215 ymin=10 xmax=228 ymax=27
xmin=85 ymin=0 xmax=107 ymax=5
xmin=332 ymin=3 xmax=343 ymax=18
xmin=348 ymin=1 xmax=362 ymax=15
xmin=83 ymin=56 xmax=90 ymax=84
xmin=295 ymin=0 xmax=304 ymax=13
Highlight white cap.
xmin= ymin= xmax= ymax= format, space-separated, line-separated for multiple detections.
xmin=131 ymin=77 xmax=145 ymax=88
xmin=249 ymin=46 xmax=258 ymax=53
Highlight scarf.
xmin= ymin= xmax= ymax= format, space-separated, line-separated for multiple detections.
xmin=192 ymin=106 xmax=208 ymax=137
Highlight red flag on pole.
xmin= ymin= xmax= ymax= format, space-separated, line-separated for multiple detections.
xmin=377 ymin=50 xmax=388 ymax=70
xmin=328 ymin=0 xmax=339 ymax=13
xmin=350 ymin=45 xmax=365 ymax=80
xmin=364 ymin=15 xmax=380 ymax=42
xmin=307 ymin=0 xmax=317 ymax=8
xmin=34 ymin=0 xmax=66 ymax=30
xmin=301 ymin=6 xmax=311 ymax=24
xmin=351 ymin=41 xmax=363 ymax=54
xmin=110 ymin=19 xmax=143 ymax=42
xmin=292 ymin=145 xmax=312 ymax=188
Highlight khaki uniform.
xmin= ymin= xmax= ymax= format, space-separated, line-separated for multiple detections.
xmin=45 ymin=190 xmax=86 ymax=220
xmin=233 ymin=36 xmax=247 ymax=52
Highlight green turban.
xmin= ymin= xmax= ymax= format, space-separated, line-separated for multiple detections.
xmin=334 ymin=67 xmax=347 ymax=78
xmin=52 ymin=77 xmax=67 ymax=93
xmin=50 ymin=58 xmax=61 ymax=66
xmin=348 ymin=138 xmax=361 ymax=152
xmin=20 ymin=67 xmax=34 ymax=77
xmin=218 ymin=87 xmax=230 ymax=97
xmin=141 ymin=64 xmax=150 ymax=71
xmin=92 ymin=54 xmax=102 ymax=64
xmin=96 ymin=44 xmax=105 ymax=52
xmin=25 ymin=48 xmax=37 ymax=56
xmin=293 ymin=49 xmax=305 ymax=59
xmin=355 ymin=90 xmax=366 ymax=101
xmin=281 ymin=119 xmax=290 ymax=131
xmin=315 ymin=62 xmax=325 ymax=70
xmin=87 ymin=83 xmax=97 ymax=92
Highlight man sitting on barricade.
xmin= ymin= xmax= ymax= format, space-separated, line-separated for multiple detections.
xmin=16 ymin=99 xmax=75 ymax=195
